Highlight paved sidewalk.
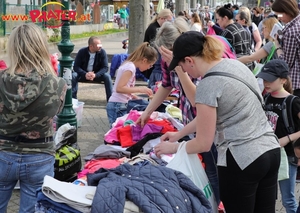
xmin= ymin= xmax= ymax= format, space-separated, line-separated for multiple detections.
xmin=4 ymin=32 xmax=300 ymax=213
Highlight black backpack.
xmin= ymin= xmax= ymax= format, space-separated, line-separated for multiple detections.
xmin=264 ymin=94 xmax=297 ymax=134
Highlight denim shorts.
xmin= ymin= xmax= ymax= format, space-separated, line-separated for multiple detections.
xmin=0 ymin=151 xmax=55 ymax=213
xmin=106 ymin=102 xmax=127 ymax=127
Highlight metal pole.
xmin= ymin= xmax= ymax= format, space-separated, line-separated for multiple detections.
xmin=56 ymin=0 xmax=77 ymax=130
xmin=3 ymin=0 xmax=6 ymax=36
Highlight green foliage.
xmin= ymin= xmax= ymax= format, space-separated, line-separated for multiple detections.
xmin=47 ymin=29 xmax=127 ymax=43
xmin=47 ymin=18 xmax=61 ymax=42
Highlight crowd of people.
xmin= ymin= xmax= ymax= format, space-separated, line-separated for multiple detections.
xmin=126 ymin=0 xmax=300 ymax=212
xmin=1 ymin=0 xmax=300 ymax=212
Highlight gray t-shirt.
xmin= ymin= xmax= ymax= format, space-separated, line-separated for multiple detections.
xmin=195 ymin=59 xmax=279 ymax=170
xmin=87 ymin=52 xmax=96 ymax=72
xmin=262 ymin=41 xmax=278 ymax=60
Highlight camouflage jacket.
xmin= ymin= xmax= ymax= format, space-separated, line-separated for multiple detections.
xmin=0 ymin=70 xmax=67 ymax=155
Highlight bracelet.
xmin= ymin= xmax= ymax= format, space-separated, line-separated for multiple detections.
xmin=287 ymin=134 xmax=292 ymax=142
xmin=275 ymin=47 xmax=282 ymax=52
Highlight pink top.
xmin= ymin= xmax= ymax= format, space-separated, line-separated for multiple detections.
xmin=108 ymin=61 xmax=136 ymax=103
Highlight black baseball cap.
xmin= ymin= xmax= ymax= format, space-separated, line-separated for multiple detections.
xmin=256 ymin=59 xmax=289 ymax=82
xmin=168 ymin=31 xmax=205 ymax=71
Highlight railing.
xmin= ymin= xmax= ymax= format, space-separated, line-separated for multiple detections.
xmin=1 ymin=3 xmax=41 ymax=36
xmin=0 ymin=2 xmax=115 ymax=36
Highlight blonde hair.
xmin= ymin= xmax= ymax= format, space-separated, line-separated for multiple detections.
xmin=155 ymin=17 xmax=190 ymax=50
xmin=184 ymin=35 xmax=224 ymax=62
xmin=7 ymin=23 xmax=55 ymax=76
xmin=151 ymin=9 xmax=172 ymax=23
xmin=284 ymin=76 xmax=293 ymax=94
xmin=126 ymin=42 xmax=158 ymax=64
xmin=201 ymin=36 xmax=224 ymax=62
xmin=191 ymin=12 xmax=202 ymax=27
xmin=262 ymin=17 xmax=279 ymax=39
xmin=238 ymin=6 xmax=252 ymax=26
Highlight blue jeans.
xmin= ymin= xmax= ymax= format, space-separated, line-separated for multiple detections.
xmin=279 ymin=162 xmax=298 ymax=213
xmin=106 ymin=102 xmax=127 ymax=127
xmin=72 ymin=72 xmax=113 ymax=102
xmin=0 ymin=151 xmax=55 ymax=213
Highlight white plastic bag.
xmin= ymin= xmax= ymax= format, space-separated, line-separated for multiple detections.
xmin=166 ymin=142 xmax=218 ymax=213
xmin=278 ymin=147 xmax=289 ymax=181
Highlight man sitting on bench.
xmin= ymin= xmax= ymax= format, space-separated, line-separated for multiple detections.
xmin=72 ymin=36 xmax=113 ymax=102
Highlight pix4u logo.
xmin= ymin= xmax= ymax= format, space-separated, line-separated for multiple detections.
xmin=1 ymin=1 xmax=90 ymax=28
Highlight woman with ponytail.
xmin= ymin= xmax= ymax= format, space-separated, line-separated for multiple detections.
xmin=154 ymin=31 xmax=280 ymax=213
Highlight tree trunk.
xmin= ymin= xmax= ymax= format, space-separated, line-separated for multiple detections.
xmin=175 ymin=0 xmax=185 ymax=14
xmin=200 ymin=0 xmax=206 ymax=7
xmin=190 ymin=0 xmax=197 ymax=10
xmin=128 ymin=0 xmax=150 ymax=54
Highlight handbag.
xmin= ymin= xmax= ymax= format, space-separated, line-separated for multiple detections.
xmin=166 ymin=142 xmax=218 ymax=213
xmin=253 ymin=44 xmax=276 ymax=76
xmin=278 ymin=147 xmax=289 ymax=181
xmin=54 ymin=127 xmax=82 ymax=181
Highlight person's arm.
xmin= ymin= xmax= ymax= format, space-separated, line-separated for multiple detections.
xmin=279 ymin=130 xmax=300 ymax=147
xmin=174 ymin=66 xmax=197 ymax=107
xmin=212 ymin=24 xmax=223 ymax=35
xmin=73 ymin=48 xmax=88 ymax=77
xmin=94 ymin=49 xmax=109 ymax=78
xmin=253 ymin=28 xmax=262 ymax=52
xmin=155 ymin=103 xmax=216 ymax=156
xmin=146 ymin=86 xmax=172 ymax=113
xmin=238 ymin=47 xmax=268 ymax=64
xmin=207 ymin=21 xmax=223 ymax=35
xmin=136 ymin=85 xmax=172 ymax=127
xmin=116 ymin=70 xmax=152 ymax=96
xmin=279 ymin=111 xmax=300 ymax=146
xmin=185 ymin=103 xmax=216 ymax=153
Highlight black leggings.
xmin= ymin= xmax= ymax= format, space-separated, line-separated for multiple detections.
xmin=218 ymin=148 xmax=280 ymax=213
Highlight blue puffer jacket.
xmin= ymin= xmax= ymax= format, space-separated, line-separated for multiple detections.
xmin=87 ymin=163 xmax=212 ymax=213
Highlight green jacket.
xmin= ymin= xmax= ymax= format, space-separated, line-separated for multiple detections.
xmin=0 ymin=70 xmax=67 ymax=155
xmin=118 ymin=8 xmax=128 ymax=19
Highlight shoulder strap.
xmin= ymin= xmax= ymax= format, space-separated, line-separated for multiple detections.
xmin=282 ymin=95 xmax=296 ymax=134
xmin=263 ymin=93 xmax=271 ymax=104
xmin=265 ymin=44 xmax=276 ymax=64
xmin=203 ymin=72 xmax=263 ymax=105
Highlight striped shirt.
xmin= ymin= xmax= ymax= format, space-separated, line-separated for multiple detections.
xmin=279 ymin=15 xmax=300 ymax=90
xmin=161 ymin=61 xmax=199 ymax=125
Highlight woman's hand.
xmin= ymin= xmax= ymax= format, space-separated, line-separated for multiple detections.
xmin=131 ymin=94 xmax=139 ymax=99
xmin=154 ymin=141 xmax=178 ymax=158
xmin=135 ymin=111 xmax=151 ymax=127
xmin=160 ymin=131 xmax=180 ymax=143
xmin=174 ymin=65 xmax=186 ymax=74
xmin=138 ymin=86 xmax=153 ymax=96
xmin=159 ymin=46 xmax=173 ymax=66
xmin=207 ymin=21 xmax=215 ymax=27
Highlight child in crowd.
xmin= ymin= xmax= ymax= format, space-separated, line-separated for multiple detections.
xmin=106 ymin=42 xmax=158 ymax=127
xmin=257 ymin=59 xmax=300 ymax=213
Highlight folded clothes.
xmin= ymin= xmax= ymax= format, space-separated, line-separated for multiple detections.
xmin=36 ymin=189 xmax=81 ymax=213
xmin=42 ymin=175 xmax=96 ymax=213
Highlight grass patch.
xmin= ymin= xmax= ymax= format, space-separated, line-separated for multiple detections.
xmin=49 ymin=29 xmax=127 ymax=43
